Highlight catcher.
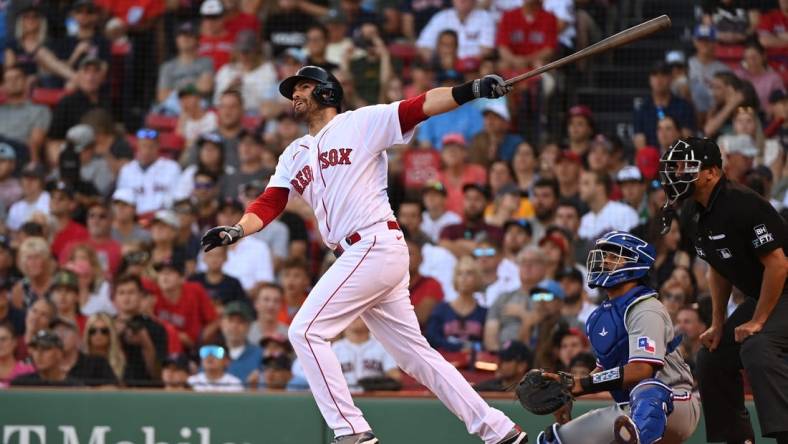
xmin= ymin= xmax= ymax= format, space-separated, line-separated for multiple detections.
xmin=518 ymin=231 xmax=700 ymax=444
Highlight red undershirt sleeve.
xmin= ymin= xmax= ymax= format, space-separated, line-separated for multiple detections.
xmin=245 ymin=186 xmax=289 ymax=227
xmin=398 ymin=93 xmax=428 ymax=134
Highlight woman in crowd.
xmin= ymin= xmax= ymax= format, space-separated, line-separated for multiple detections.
xmin=65 ymin=245 xmax=115 ymax=316
xmin=84 ymin=313 xmax=126 ymax=384
xmin=5 ymin=5 xmax=74 ymax=85
xmin=0 ymin=322 xmax=34 ymax=388
xmin=248 ymin=283 xmax=289 ymax=345
xmin=511 ymin=142 xmax=539 ymax=193
xmin=425 ymin=256 xmax=487 ymax=352
xmin=213 ymin=30 xmax=278 ymax=115
xmin=721 ymin=105 xmax=782 ymax=173
xmin=734 ymin=41 xmax=784 ymax=111
xmin=11 ymin=237 xmax=54 ymax=310
xmin=556 ymin=328 xmax=588 ymax=372
xmin=176 ymin=134 xmax=235 ymax=199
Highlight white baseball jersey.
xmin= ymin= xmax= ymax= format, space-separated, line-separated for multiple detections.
xmin=116 ymin=158 xmax=182 ymax=214
xmin=268 ymin=103 xmax=415 ymax=248
xmin=417 ymin=9 xmax=496 ymax=59
xmin=332 ymin=337 xmax=398 ymax=391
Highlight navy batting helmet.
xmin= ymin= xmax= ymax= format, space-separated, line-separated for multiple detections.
xmin=279 ymin=65 xmax=343 ymax=110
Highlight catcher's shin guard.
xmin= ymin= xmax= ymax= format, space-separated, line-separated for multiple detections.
xmin=628 ymin=379 xmax=674 ymax=444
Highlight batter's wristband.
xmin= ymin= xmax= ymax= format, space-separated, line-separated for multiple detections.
xmin=451 ymin=80 xmax=476 ymax=105
xmin=579 ymin=366 xmax=624 ymax=395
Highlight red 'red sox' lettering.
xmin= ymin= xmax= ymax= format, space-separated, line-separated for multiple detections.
xmin=319 ymin=148 xmax=352 ymax=169
xmin=290 ymin=149 xmax=353 ymax=195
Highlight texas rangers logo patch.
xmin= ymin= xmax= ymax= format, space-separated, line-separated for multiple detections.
xmin=752 ymin=224 xmax=774 ymax=248
xmin=637 ymin=336 xmax=656 ymax=354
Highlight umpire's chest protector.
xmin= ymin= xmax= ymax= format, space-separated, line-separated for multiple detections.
xmin=586 ymin=286 xmax=657 ymax=399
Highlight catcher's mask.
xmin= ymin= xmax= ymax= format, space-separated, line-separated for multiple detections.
xmin=659 ymin=137 xmax=722 ymax=205
xmin=586 ymin=231 xmax=655 ymax=289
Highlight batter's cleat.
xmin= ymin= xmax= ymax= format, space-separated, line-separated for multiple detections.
xmin=331 ymin=432 xmax=379 ymax=444
xmin=496 ymin=425 xmax=528 ymax=444
xmin=613 ymin=415 xmax=639 ymax=444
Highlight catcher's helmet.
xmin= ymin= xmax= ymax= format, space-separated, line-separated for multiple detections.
xmin=279 ymin=65 xmax=343 ymax=110
xmin=586 ymin=231 xmax=655 ymax=289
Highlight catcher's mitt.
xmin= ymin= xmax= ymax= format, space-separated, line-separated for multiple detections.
xmin=515 ymin=369 xmax=574 ymax=415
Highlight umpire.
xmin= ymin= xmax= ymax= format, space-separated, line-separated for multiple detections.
xmin=660 ymin=137 xmax=788 ymax=444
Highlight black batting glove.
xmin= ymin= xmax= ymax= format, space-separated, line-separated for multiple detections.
xmin=474 ymin=75 xmax=512 ymax=99
xmin=201 ymin=225 xmax=244 ymax=252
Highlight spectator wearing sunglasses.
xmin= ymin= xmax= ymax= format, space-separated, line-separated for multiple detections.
xmin=116 ymin=128 xmax=182 ymax=215
xmin=52 ymin=317 xmax=117 ymax=387
xmin=526 ymin=282 xmax=568 ymax=367
xmin=112 ymin=274 xmax=168 ymax=386
xmin=11 ymin=329 xmax=83 ymax=387
xmin=188 ymin=344 xmax=243 ymax=392
xmin=484 ymin=219 xmax=533 ymax=308
xmin=471 ymin=241 xmax=505 ymax=307
xmin=110 ymin=188 xmax=150 ymax=244
xmin=83 ymin=313 xmax=125 ymax=383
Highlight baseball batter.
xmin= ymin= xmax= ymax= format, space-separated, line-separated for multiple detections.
xmin=201 ymin=66 xmax=527 ymax=444
xmin=537 ymin=231 xmax=700 ymax=444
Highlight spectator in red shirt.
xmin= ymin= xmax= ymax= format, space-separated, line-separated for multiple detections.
xmin=198 ymin=0 xmax=234 ymax=69
xmin=60 ymin=202 xmax=121 ymax=276
xmin=440 ymin=184 xmax=504 ymax=257
xmin=757 ymin=0 xmax=788 ymax=62
xmin=222 ymin=0 xmax=261 ymax=38
xmin=48 ymin=181 xmax=89 ymax=258
xmin=278 ymin=258 xmax=310 ymax=325
xmin=153 ymin=258 xmax=218 ymax=350
xmin=496 ymin=0 xmax=558 ymax=71
xmin=406 ymin=236 xmax=444 ymax=328
xmin=437 ymin=133 xmax=487 ymax=215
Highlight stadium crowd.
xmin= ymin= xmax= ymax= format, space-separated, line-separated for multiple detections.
xmin=0 ymin=0 xmax=784 ymax=392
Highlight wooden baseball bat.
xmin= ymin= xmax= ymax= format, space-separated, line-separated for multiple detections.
xmin=504 ymin=15 xmax=672 ymax=86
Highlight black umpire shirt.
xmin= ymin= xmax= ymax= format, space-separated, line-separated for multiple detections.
xmin=683 ymin=175 xmax=788 ymax=299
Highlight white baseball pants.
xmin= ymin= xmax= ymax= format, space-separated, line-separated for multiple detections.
xmin=288 ymin=223 xmax=516 ymax=443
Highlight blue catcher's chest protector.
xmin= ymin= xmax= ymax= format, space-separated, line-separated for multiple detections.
xmin=585 ymin=286 xmax=663 ymax=403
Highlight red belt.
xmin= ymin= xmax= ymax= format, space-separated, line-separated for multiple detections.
xmin=334 ymin=221 xmax=400 ymax=257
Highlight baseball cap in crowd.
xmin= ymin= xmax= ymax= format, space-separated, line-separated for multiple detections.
xmin=538 ymin=233 xmax=568 ymax=256
xmin=263 ymin=353 xmax=293 ymax=370
xmin=693 ymin=24 xmax=717 ymax=41
xmin=568 ymin=104 xmax=593 ymax=120
xmin=78 ymin=56 xmax=103 ymax=70
xmin=422 ymin=181 xmax=447 ymax=196
xmin=177 ymin=21 xmax=198 ymax=36
xmin=72 ymin=0 xmax=97 ymax=12
xmin=163 ymin=353 xmax=191 ymax=371
xmin=218 ymin=197 xmax=244 ymax=213
xmin=51 ymin=270 xmax=79 ymax=291
xmin=665 ymin=50 xmax=686 ymax=67
xmin=482 ymin=99 xmax=511 ymax=122
xmin=153 ymin=257 xmax=185 ymax=275
xmin=532 ymin=279 xmax=565 ymax=301
xmin=616 ymin=165 xmax=644 ymax=183
xmin=223 ymin=301 xmax=254 ymax=322
xmin=436 ymin=69 xmax=464 ymax=84
xmin=441 ymin=133 xmax=467 ymax=147
xmin=178 ymin=84 xmax=200 ymax=98
xmin=197 ymin=131 xmax=223 ymax=147
xmin=49 ymin=180 xmax=75 ymax=198
xmin=649 ymin=61 xmax=671 ymax=76
xmin=200 ymin=0 xmax=224 ymax=16
xmin=496 ymin=183 xmax=521 ymax=199
xmin=17 ymin=0 xmax=43 ymax=15
xmin=498 ymin=340 xmax=533 ymax=364
xmin=556 ymin=150 xmax=582 ymax=165
xmin=66 ymin=124 xmax=96 ymax=152
xmin=152 ymin=209 xmax=180 ymax=230
xmin=242 ymin=180 xmax=267 ymax=197
xmin=503 ymin=219 xmax=533 ymax=237
xmin=20 ymin=163 xmax=45 ymax=181
xmin=462 ymin=183 xmax=491 ymax=200
xmin=28 ymin=329 xmax=63 ymax=349
xmin=173 ymin=198 xmax=197 ymax=215
xmin=0 ymin=143 xmax=16 ymax=161
xmin=724 ymin=134 xmax=759 ymax=158
xmin=635 ymin=146 xmax=660 ymax=180
xmin=769 ymin=89 xmax=787 ymax=104
xmin=555 ymin=266 xmax=584 ymax=283
xmin=260 ymin=335 xmax=293 ymax=352
xmin=112 ymin=188 xmax=136 ymax=207
xmin=322 ymin=9 xmax=348 ymax=25
xmin=235 ymin=30 xmax=258 ymax=53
